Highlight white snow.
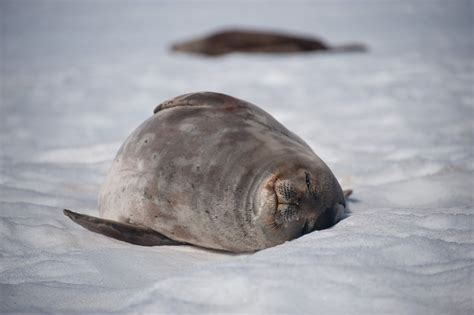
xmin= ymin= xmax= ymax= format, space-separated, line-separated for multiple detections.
xmin=1 ymin=0 xmax=473 ymax=314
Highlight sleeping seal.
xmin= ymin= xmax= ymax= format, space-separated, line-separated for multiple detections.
xmin=171 ymin=28 xmax=367 ymax=56
xmin=64 ymin=92 xmax=351 ymax=252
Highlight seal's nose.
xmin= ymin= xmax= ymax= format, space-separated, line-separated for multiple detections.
xmin=275 ymin=180 xmax=298 ymax=204
xmin=273 ymin=173 xmax=320 ymax=227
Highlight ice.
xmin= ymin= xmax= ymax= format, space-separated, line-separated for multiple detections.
xmin=1 ymin=0 xmax=473 ymax=314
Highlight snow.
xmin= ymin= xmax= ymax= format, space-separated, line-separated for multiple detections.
xmin=1 ymin=0 xmax=473 ymax=313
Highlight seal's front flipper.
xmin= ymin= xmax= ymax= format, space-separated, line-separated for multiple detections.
xmin=343 ymin=189 xmax=353 ymax=199
xmin=63 ymin=209 xmax=184 ymax=246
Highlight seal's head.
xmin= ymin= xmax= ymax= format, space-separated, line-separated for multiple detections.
xmin=253 ymin=155 xmax=345 ymax=246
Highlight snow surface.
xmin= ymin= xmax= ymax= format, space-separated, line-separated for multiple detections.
xmin=1 ymin=0 xmax=473 ymax=313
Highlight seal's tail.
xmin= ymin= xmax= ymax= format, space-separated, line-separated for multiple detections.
xmin=330 ymin=43 xmax=367 ymax=53
xmin=63 ymin=209 xmax=185 ymax=246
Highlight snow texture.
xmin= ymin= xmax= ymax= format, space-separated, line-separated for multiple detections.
xmin=1 ymin=0 xmax=473 ymax=314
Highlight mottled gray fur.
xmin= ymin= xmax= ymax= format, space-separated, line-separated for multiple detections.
xmin=65 ymin=92 xmax=347 ymax=252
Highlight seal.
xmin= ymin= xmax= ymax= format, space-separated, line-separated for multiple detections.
xmin=64 ymin=92 xmax=352 ymax=252
xmin=171 ymin=28 xmax=367 ymax=56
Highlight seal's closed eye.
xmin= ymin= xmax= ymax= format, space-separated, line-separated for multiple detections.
xmin=304 ymin=171 xmax=315 ymax=197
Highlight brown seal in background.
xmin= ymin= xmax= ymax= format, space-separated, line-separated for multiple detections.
xmin=64 ymin=92 xmax=352 ymax=252
xmin=171 ymin=29 xmax=367 ymax=56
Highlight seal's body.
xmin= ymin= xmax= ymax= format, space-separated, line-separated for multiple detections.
xmin=64 ymin=92 xmax=350 ymax=252
xmin=172 ymin=29 xmax=367 ymax=56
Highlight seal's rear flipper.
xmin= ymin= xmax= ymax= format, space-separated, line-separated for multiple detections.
xmin=330 ymin=44 xmax=367 ymax=53
xmin=343 ymin=189 xmax=353 ymax=198
xmin=63 ymin=209 xmax=184 ymax=246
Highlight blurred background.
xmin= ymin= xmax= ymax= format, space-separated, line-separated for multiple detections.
xmin=1 ymin=1 xmax=473 ymax=313
xmin=2 ymin=0 xmax=471 ymax=154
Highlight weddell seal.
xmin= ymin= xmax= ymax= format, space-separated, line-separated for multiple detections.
xmin=64 ymin=92 xmax=352 ymax=252
xmin=171 ymin=28 xmax=367 ymax=56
